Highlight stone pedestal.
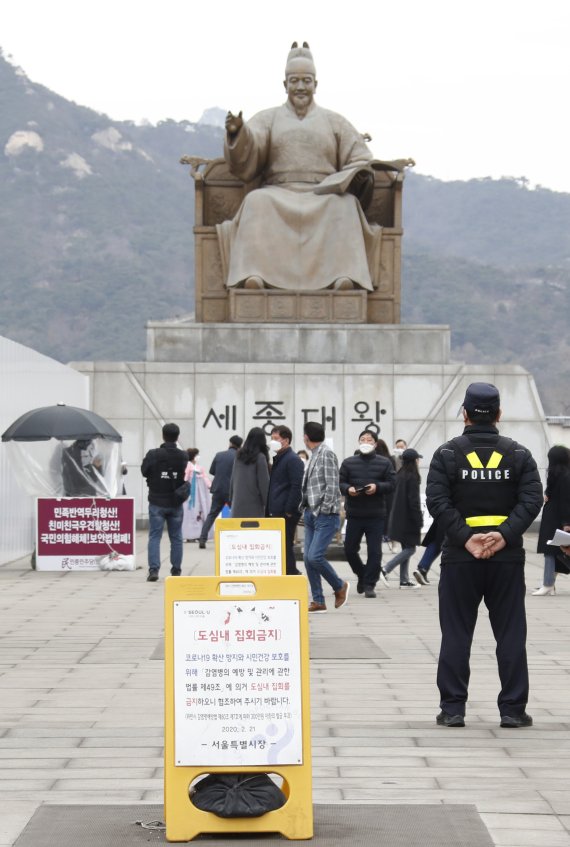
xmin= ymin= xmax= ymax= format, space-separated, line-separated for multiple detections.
xmin=146 ymin=320 xmax=451 ymax=365
xmin=72 ymin=321 xmax=549 ymax=521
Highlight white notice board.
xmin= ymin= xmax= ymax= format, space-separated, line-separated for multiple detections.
xmin=218 ymin=529 xmax=283 ymax=576
xmin=173 ymin=599 xmax=302 ymax=766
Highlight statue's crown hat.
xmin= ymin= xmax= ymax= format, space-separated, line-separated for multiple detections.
xmin=285 ymin=41 xmax=316 ymax=75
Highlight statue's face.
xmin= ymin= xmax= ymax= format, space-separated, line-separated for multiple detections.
xmin=284 ymin=59 xmax=317 ymax=112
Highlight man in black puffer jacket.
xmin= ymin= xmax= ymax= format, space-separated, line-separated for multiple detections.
xmin=426 ymin=382 xmax=543 ymax=729
xmin=339 ymin=430 xmax=396 ymax=598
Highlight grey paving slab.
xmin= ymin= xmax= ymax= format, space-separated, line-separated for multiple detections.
xmin=311 ymin=636 xmax=388 ymax=659
xmin=0 ymin=738 xmax=83 ymax=749
xmin=7 ymin=727 xmax=162 ymax=738
xmin=78 ymin=738 xmax=165 ymax=748
xmin=486 ymin=831 xmax=570 ymax=846
xmin=1 ymin=533 xmax=569 ymax=847
xmin=2 ymin=791 xmax=146 ymax=804
xmin=323 ymin=756 xmax=428 ymax=768
xmin=65 ymin=758 xmax=162 ymax=769
xmin=0 ymin=759 xmax=68 ymax=769
xmin=0 ymin=780 xmax=55 ymax=790
xmin=480 ymin=813 xmax=566 ymax=831
xmin=51 ymin=778 xmax=163 ymax=790
xmin=13 ymin=803 xmax=494 ymax=847
xmin=0 ymin=768 xmax=156 ymax=781
xmin=541 ymin=793 xmax=570 ymax=815
xmin=0 ymin=802 xmax=37 ymax=847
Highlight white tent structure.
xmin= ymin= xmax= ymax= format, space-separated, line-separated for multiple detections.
xmin=0 ymin=336 xmax=88 ymax=565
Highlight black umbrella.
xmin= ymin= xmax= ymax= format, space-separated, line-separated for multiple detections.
xmin=1 ymin=403 xmax=122 ymax=442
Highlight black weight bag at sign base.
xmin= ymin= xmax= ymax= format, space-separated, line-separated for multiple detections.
xmin=190 ymin=773 xmax=286 ymax=817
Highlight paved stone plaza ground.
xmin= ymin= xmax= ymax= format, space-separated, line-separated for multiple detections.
xmin=1 ymin=533 xmax=569 ymax=846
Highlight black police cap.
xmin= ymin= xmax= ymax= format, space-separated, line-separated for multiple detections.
xmin=463 ymin=382 xmax=500 ymax=416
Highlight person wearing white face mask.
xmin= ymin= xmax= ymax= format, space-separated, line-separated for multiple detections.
xmin=269 ymin=437 xmax=282 ymax=457
xmin=339 ymin=430 xmax=396 ymax=598
xmin=392 ymin=438 xmax=407 ymax=472
xmin=267 ymin=425 xmax=305 ymax=575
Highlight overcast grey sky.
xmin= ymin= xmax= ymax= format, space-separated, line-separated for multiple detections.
xmin=1 ymin=0 xmax=568 ymax=192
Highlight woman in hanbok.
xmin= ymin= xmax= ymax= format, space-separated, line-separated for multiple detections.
xmin=182 ymin=448 xmax=213 ymax=542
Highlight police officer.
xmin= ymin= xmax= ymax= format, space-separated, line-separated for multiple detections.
xmin=426 ymin=382 xmax=543 ymax=728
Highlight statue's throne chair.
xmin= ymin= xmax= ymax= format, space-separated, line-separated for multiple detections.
xmin=183 ymin=156 xmax=409 ymax=324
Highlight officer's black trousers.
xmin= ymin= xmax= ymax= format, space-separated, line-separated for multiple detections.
xmin=437 ymin=560 xmax=528 ymax=718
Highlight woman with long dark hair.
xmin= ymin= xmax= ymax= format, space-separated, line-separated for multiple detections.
xmin=381 ymin=448 xmax=423 ymax=588
xmin=229 ymin=427 xmax=270 ymax=517
xmin=533 ymin=445 xmax=570 ymax=595
xmin=376 ymin=438 xmax=396 ymax=547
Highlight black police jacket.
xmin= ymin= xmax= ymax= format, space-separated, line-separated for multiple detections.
xmin=426 ymin=424 xmax=543 ymax=564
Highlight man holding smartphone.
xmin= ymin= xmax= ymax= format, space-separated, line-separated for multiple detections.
xmin=339 ymin=430 xmax=396 ymax=597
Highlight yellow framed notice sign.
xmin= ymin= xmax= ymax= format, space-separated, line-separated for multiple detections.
xmin=164 ymin=575 xmax=312 ymax=841
xmin=215 ymin=517 xmax=286 ymax=577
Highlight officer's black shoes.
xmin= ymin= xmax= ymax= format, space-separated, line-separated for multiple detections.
xmin=436 ymin=711 xmax=465 ymax=727
xmin=364 ymin=589 xmax=377 ymax=598
xmin=437 ymin=711 xmax=532 ymax=728
xmin=357 ymin=580 xmax=365 ymax=594
xmin=500 ymin=712 xmax=533 ymax=728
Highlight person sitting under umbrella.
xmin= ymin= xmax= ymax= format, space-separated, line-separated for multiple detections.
xmin=2 ymin=403 xmax=122 ymax=499
xmin=61 ymin=438 xmax=104 ymax=496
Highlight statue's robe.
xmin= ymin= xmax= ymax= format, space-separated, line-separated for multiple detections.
xmin=217 ymin=101 xmax=382 ymax=291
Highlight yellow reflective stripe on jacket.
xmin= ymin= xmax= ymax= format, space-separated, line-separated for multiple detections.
xmin=486 ymin=451 xmax=503 ymax=469
xmin=465 ymin=515 xmax=508 ymax=527
xmin=465 ymin=450 xmax=504 ymax=469
xmin=465 ymin=451 xmax=483 ymax=468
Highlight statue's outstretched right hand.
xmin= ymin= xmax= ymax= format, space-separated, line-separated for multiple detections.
xmin=226 ymin=111 xmax=243 ymax=136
